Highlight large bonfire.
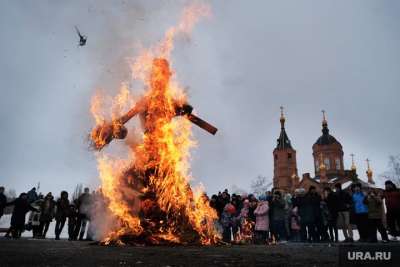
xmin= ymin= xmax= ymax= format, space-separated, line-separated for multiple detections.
xmin=89 ymin=3 xmax=220 ymax=245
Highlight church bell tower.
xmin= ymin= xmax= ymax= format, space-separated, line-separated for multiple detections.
xmin=273 ymin=107 xmax=298 ymax=192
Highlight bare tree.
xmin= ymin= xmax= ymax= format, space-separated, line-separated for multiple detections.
xmin=250 ymin=175 xmax=272 ymax=197
xmin=380 ymin=155 xmax=400 ymax=186
xmin=73 ymin=183 xmax=83 ymax=201
xmin=230 ymin=184 xmax=248 ymax=196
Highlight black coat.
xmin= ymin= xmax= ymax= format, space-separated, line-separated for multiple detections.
xmin=270 ymin=197 xmax=286 ymax=221
xmin=334 ymin=190 xmax=352 ymax=212
xmin=0 ymin=193 xmax=7 ymax=217
xmin=296 ymin=192 xmax=321 ymax=224
xmin=40 ymin=198 xmax=56 ymax=222
xmin=8 ymin=198 xmax=37 ymax=229
xmin=325 ymin=192 xmax=339 ymax=218
xmin=55 ymin=197 xmax=70 ymax=220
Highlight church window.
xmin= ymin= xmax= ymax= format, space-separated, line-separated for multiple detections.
xmin=335 ymin=158 xmax=341 ymax=170
xmin=288 ymin=153 xmax=292 ymax=159
xmin=274 ymin=154 xmax=278 ymax=160
xmin=324 ymin=158 xmax=330 ymax=170
xmin=315 ymin=160 xmax=319 ymax=171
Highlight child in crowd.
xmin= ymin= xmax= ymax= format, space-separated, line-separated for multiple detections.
xmin=254 ymin=199 xmax=269 ymax=244
xmin=220 ymin=203 xmax=235 ymax=243
xmin=290 ymin=207 xmax=301 ymax=242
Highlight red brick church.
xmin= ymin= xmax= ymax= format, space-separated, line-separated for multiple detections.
xmin=273 ymin=107 xmax=376 ymax=193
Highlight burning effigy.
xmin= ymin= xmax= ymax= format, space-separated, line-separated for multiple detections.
xmin=89 ymin=3 xmax=220 ymax=246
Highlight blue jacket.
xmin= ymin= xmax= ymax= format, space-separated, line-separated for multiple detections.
xmin=352 ymin=192 xmax=368 ymax=214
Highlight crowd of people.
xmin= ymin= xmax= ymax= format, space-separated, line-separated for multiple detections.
xmin=1 ymin=180 xmax=400 ymax=244
xmin=209 ymin=180 xmax=400 ymax=244
xmin=0 ymin=186 xmax=96 ymax=240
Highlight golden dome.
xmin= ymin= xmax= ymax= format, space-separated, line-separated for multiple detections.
xmin=280 ymin=106 xmax=286 ymax=125
xmin=366 ymin=158 xmax=373 ymax=176
xmin=322 ymin=110 xmax=327 ymax=126
xmin=350 ymin=153 xmax=357 ymax=171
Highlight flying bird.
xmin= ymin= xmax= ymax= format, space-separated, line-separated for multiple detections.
xmin=74 ymin=26 xmax=87 ymax=46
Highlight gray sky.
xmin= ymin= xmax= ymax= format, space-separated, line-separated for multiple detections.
xmin=0 ymin=0 xmax=399 ymax=196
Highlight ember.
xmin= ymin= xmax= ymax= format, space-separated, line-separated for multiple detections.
xmin=89 ymin=3 xmax=220 ymax=245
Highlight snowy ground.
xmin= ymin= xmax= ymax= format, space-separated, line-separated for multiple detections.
xmin=2 ymin=213 xmax=393 ymax=242
xmin=0 ymin=214 xmax=68 ymax=239
xmin=1 ymin=238 xmax=400 ymax=267
xmin=2 ymin=214 xmax=399 ymax=267
xmin=0 ymin=238 xmax=339 ymax=267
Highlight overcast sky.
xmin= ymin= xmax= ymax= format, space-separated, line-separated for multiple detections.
xmin=0 ymin=0 xmax=399 ymax=196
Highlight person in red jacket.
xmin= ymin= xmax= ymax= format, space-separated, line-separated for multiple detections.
xmin=383 ymin=180 xmax=400 ymax=239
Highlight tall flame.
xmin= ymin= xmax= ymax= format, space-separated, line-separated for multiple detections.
xmin=90 ymin=3 xmax=218 ymax=245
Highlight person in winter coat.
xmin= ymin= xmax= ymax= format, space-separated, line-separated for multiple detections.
xmin=291 ymin=188 xmax=305 ymax=208
xmin=254 ymin=199 xmax=269 ymax=244
xmin=220 ymin=203 xmax=235 ymax=243
xmin=283 ymin=193 xmax=293 ymax=240
xmin=237 ymin=199 xmax=254 ymax=243
xmin=248 ymin=194 xmax=258 ymax=223
xmin=55 ymin=191 xmax=70 ymax=240
xmin=74 ymin=188 xmax=92 ymax=240
xmin=290 ymin=207 xmax=301 ymax=242
xmin=292 ymin=188 xmax=305 ymax=240
xmin=323 ymin=187 xmax=338 ymax=242
xmin=68 ymin=204 xmax=78 ymax=241
xmin=6 ymin=193 xmax=38 ymax=238
xmin=39 ymin=192 xmax=56 ymax=238
xmin=334 ymin=183 xmax=354 ymax=242
xmin=0 ymin=186 xmax=7 ymax=219
xmin=383 ymin=180 xmax=400 ymax=239
xmin=27 ymin=197 xmax=43 ymax=238
xmin=351 ymin=183 xmax=369 ymax=242
xmin=217 ymin=191 xmax=230 ymax=219
xmin=230 ymin=194 xmax=242 ymax=240
xmin=270 ymin=191 xmax=286 ymax=242
xmin=319 ymin=196 xmax=331 ymax=242
xmin=364 ymin=190 xmax=389 ymax=242
xmin=74 ymin=187 xmax=91 ymax=240
xmin=295 ymin=186 xmax=320 ymax=242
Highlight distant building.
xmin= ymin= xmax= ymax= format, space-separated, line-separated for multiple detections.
xmin=272 ymin=107 xmax=298 ymax=192
xmin=272 ymin=108 xmax=377 ymax=193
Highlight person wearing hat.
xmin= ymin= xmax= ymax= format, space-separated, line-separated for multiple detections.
xmin=220 ymin=203 xmax=236 ymax=243
xmin=270 ymin=191 xmax=286 ymax=242
xmin=334 ymin=183 xmax=353 ymax=242
xmin=364 ymin=189 xmax=389 ymax=242
xmin=298 ymin=186 xmax=321 ymax=242
xmin=351 ymin=183 xmax=369 ymax=242
xmin=323 ymin=187 xmax=338 ymax=242
xmin=55 ymin=191 xmax=70 ymax=240
xmin=6 ymin=193 xmax=38 ymax=238
xmin=254 ymin=197 xmax=269 ymax=244
xmin=39 ymin=192 xmax=56 ymax=238
xmin=383 ymin=180 xmax=400 ymax=240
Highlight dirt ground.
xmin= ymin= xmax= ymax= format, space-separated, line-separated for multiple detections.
xmin=0 ymin=238 xmax=398 ymax=267
xmin=0 ymin=238 xmax=335 ymax=267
